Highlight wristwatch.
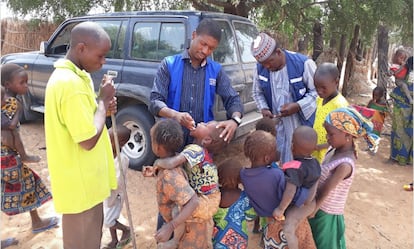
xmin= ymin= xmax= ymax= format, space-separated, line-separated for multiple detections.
xmin=231 ymin=116 xmax=242 ymax=126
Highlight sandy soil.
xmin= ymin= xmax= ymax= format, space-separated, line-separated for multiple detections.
xmin=1 ymin=89 xmax=413 ymax=249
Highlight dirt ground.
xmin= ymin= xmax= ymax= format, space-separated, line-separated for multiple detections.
xmin=1 ymin=84 xmax=413 ymax=249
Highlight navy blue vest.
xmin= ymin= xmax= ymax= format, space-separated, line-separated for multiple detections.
xmin=257 ymin=50 xmax=315 ymax=127
xmin=165 ymin=54 xmax=220 ymax=122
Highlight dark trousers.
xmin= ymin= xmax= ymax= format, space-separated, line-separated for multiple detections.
xmin=62 ymin=203 xmax=103 ymax=249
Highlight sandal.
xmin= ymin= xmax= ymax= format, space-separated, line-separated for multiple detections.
xmin=1 ymin=237 xmax=18 ymax=248
xmin=32 ymin=216 xmax=59 ymax=234
xmin=403 ymin=183 xmax=413 ymax=191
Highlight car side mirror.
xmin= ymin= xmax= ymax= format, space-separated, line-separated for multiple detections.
xmin=39 ymin=41 xmax=49 ymax=54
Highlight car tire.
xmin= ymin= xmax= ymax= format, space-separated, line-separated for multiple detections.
xmin=115 ymin=104 xmax=156 ymax=171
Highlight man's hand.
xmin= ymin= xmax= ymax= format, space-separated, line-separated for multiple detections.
xmin=216 ymin=119 xmax=238 ymax=143
xmin=261 ymin=109 xmax=274 ymax=119
xmin=279 ymin=102 xmax=300 ymax=117
xmin=174 ymin=112 xmax=195 ymax=131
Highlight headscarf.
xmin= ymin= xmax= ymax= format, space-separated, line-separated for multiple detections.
xmin=325 ymin=106 xmax=380 ymax=153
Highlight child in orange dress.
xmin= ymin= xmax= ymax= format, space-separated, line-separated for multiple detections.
xmin=143 ymin=119 xmax=203 ymax=248
xmin=366 ymin=86 xmax=388 ymax=137
xmin=153 ymin=120 xmax=227 ymax=248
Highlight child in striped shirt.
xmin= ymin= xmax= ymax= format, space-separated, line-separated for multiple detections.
xmin=309 ymin=107 xmax=378 ymax=249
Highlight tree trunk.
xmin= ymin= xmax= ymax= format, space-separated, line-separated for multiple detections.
xmin=342 ymin=24 xmax=360 ymax=97
xmin=377 ymin=25 xmax=389 ymax=94
xmin=370 ymin=36 xmax=378 ymax=80
xmin=365 ymin=48 xmax=372 ymax=67
xmin=329 ymin=37 xmax=337 ymax=50
xmin=298 ymin=35 xmax=310 ymax=54
xmin=312 ymin=21 xmax=323 ymax=61
xmin=337 ymin=34 xmax=347 ymax=77
xmin=356 ymin=39 xmax=363 ymax=61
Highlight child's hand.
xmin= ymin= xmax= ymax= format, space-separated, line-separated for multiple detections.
xmin=142 ymin=166 xmax=155 ymax=177
xmin=308 ymin=209 xmax=318 ymax=219
xmin=272 ymin=207 xmax=286 ymax=221
xmin=155 ymin=222 xmax=174 ymax=243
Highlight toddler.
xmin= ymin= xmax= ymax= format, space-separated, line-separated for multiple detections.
xmin=389 ymin=48 xmax=412 ymax=104
xmin=313 ymin=62 xmax=349 ymax=163
xmin=1 ymin=65 xmax=40 ymax=163
xmin=255 ymin=117 xmax=277 ymax=136
xmin=102 ymin=125 xmax=132 ymax=249
xmin=252 ymin=117 xmax=279 ymax=234
xmin=213 ymin=158 xmax=256 ymax=248
xmin=153 ymin=120 xmax=227 ymax=247
xmin=240 ymin=130 xmax=316 ymax=249
xmin=366 ymin=86 xmax=388 ymax=136
xmin=143 ymin=119 xmax=201 ymax=248
xmin=272 ymin=126 xmax=321 ymax=249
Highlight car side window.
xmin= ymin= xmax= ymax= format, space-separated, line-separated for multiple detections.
xmin=94 ymin=20 xmax=126 ymax=59
xmin=48 ymin=22 xmax=78 ymax=55
xmin=234 ymin=21 xmax=258 ymax=63
xmin=131 ymin=22 xmax=185 ymax=60
xmin=48 ymin=20 xmax=126 ymax=59
xmin=212 ymin=20 xmax=237 ymax=65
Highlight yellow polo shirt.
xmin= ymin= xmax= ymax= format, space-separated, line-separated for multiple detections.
xmin=45 ymin=59 xmax=116 ymax=214
xmin=312 ymin=94 xmax=349 ymax=163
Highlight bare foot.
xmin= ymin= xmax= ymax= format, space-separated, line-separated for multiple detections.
xmin=102 ymin=240 xmax=118 ymax=249
xmin=32 ymin=216 xmax=59 ymax=233
xmin=21 ymin=154 xmax=41 ymax=163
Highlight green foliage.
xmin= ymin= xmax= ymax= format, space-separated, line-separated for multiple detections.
xmin=6 ymin=0 xmax=105 ymax=23
xmin=254 ymin=0 xmax=323 ymax=50
xmin=5 ymin=0 xmax=412 ymax=48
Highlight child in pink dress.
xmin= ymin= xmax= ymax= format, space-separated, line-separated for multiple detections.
xmin=309 ymin=106 xmax=379 ymax=249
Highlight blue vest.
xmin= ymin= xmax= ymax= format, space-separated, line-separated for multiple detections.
xmin=257 ymin=50 xmax=315 ymax=127
xmin=166 ymin=54 xmax=220 ymax=122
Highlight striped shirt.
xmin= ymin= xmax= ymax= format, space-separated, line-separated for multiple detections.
xmin=319 ymin=155 xmax=355 ymax=215
xmin=252 ymin=59 xmax=317 ymax=164
xmin=150 ymin=50 xmax=243 ymax=127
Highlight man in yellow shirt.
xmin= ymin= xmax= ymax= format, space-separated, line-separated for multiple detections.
xmin=45 ymin=21 xmax=117 ymax=249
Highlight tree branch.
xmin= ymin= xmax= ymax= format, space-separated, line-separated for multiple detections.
xmin=189 ymin=1 xmax=220 ymax=12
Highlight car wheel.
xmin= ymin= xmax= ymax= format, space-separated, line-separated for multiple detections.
xmin=115 ymin=105 xmax=156 ymax=171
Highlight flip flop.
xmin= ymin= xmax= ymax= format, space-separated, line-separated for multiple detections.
xmin=116 ymin=237 xmax=131 ymax=249
xmin=1 ymin=237 xmax=18 ymax=248
xmin=32 ymin=216 xmax=59 ymax=234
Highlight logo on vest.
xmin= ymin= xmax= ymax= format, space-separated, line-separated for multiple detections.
xmin=258 ymin=75 xmax=268 ymax=82
xmin=209 ymin=78 xmax=216 ymax=86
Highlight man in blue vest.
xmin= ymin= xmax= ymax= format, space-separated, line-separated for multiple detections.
xmin=251 ymin=32 xmax=317 ymax=164
xmin=150 ymin=19 xmax=243 ymax=145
